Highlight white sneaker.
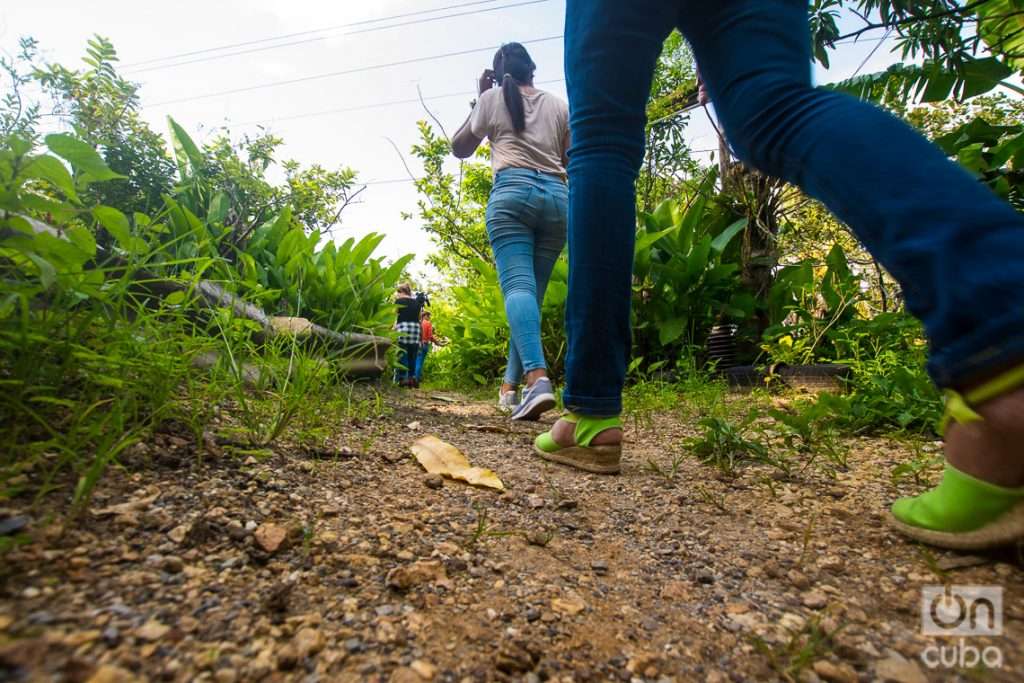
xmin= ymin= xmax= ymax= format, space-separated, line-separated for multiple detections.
xmin=498 ymin=389 xmax=519 ymax=413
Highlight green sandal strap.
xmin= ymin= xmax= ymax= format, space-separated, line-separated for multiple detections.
xmin=940 ymin=363 xmax=1024 ymax=435
xmin=535 ymin=413 xmax=620 ymax=453
xmin=571 ymin=413 xmax=622 ymax=448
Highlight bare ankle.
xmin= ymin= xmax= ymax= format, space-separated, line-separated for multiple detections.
xmin=524 ymin=369 xmax=547 ymax=387
xmin=945 ymin=387 xmax=1024 ymax=488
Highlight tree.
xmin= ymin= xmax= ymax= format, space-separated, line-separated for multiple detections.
xmin=641 ymin=31 xmax=700 ymax=211
xmin=407 ymin=120 xmax=493 ymax=277
xmin=35 ymin=35 xmax=176 ymax=217
xmin=818 ymin=1 xmax=1024 ymax=105
xmin=0 ymin=38 xmax=42 ymax=140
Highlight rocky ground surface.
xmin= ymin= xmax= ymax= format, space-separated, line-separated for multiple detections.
xmin=1 ymin=389 xmax=1022 ymax=682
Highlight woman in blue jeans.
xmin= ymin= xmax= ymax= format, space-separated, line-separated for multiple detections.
xmin=535 ymin=0 xmax=1024 ymax=549
xmin=453 ymin=42 xmax=570 ymax=421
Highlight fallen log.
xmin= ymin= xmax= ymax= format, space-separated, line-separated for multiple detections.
xmin=12 ymin=215 xmax=392 ymax=378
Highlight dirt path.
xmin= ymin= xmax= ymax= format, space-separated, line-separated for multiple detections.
xmin=1 ymin=390 xmax=1022 ymax=682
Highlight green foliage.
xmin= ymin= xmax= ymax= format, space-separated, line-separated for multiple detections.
xmin=817 ymin=2 xmax=1022 ymax=105
xmin=812 ymin=313 xmax=942 ymax=434
xmin=762 ymin=243 xmax=863 ymax=366
xmin=1 ymin=38 xmax=42 ymax=140
xmin=0 ymin=35 xmax=413 ymax=513
xmin=408 ymin=121 xmax=493 ymax=276
xmin=932 ymin=115 xmax=1024 ymax=208
xmin=1 ymin=133 xmax=192 ymax=508
xmin=687 ymin=411 xmax=770 ymax=478
xmin=427 ymin=257 xmax=567 ymax=387
xmin=641 ymin=31 xmax=700 ymax=210
xmin=633 ymin=176 xmax=753 ymax=369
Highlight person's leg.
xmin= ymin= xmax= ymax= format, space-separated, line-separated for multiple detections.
xmin=533 ymin=176 xmax=568 ymax=327
xmin=536 ymin=0 xmax=677 ymax=462
xmin=561 ymin=0 xmax=679 ymax=418
xmin=504 ymin=341 xmax=523 ymax=390
xmin=679 ymin=0 xmax=1024 ymax=392
xmin=401 ymin=343 xmax=419 ymax=385
xmin=677 ymin=0 xmax=1024 ymax=545
xmin=505 ymin=177 xmax=565 ymax=393
xmin=487 ymin=173 xmax=549 ymax=381
xmin=415 ymin=344 xmax=429 ymax=382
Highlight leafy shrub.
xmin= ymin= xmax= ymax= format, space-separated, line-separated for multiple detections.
xmin=632 ymin=176 xmax=753 ymax=370
xmin=427 ymin=257 xmax=567 ymax=388
xmin=813 ymin=313 xmax=942 ymax=434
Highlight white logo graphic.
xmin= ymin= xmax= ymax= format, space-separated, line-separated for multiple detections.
xmin=921 ymin=585 xmax=1003 ymax=637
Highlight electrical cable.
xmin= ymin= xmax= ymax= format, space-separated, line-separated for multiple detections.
xmin=124 ymin=0 xmax=549 ymax=75
xmin=229 ymin=77 xmax=565 ymax=128
xmin=144 ymin=35 xmax=563 ymax=108
xmin=122 ymin=0 xmax=510 ymax=68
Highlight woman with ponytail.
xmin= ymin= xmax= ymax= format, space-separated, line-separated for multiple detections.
xmin=452 ymin=43 xmax=570 ymax=422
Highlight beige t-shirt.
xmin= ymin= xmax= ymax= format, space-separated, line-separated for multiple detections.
xmin=469 ymin=87 xmax=569 ymax=180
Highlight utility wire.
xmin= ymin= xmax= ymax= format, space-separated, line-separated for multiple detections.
xmin=122 ymin=0 xmax=510 ymax=68
xmin=124 ymin=0 xmax=548 ymax=75
xmin=230 ymin=77 xmax=565 ymax=128
xmin=851 ymin=29 xmax=894 ymax=78
xmin=145 ymin=35 xmax=564 ymax=108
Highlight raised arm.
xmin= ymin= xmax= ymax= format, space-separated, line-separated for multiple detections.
xmin=452 ymin=117 xmax=483 ymax=159
xmin=452 ymin=69 xmax=495 ymax=159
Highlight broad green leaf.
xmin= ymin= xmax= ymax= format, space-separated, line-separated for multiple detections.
xmin=167 ymin=117 xmax=204 ymax=178
xmin=978 ymin=0 xmax=1024 ymax=71
xmin=651 ymin=199 xmax=675 ymax=229
xmin=45 ymin=134 xmax=124 ymax=182
xmin=93 ymin=206 xmax=132 ymax=247
xmin=958 ymin=56 xmax=1013 ymax=99
xmin=65 ymin=225 xmax=97 ymax=258
xmin=23 ymin=155 xmax=78 ymax=201
xmin=710 ymin=218 xmax=747 ymax=253
xmin=208 ymin=192 xmax=230 ymax=224
xmin=634 ymin=226 xmax=677 ymax=255
xmin=957 ymin=143 xmax=988 ymax=174
xmin=658 ymin=317 xmax=687 ymax=346
xmin=992 ymin=131 xmax=1024 ymax=166
xmin=26 ymin=252 xmax=56 ymax=289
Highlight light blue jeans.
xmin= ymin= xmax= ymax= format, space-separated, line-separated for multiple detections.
xmin=485 ymin=168 xmax=568 ymax=386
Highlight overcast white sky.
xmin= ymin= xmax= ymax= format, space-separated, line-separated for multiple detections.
xmin=1 ymin=1 xmax=901 ymax=278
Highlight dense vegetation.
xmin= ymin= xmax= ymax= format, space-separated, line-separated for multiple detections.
xmin=1 ymin=38 xmax=408 ymax=512
xmin=413 ymin=1 xmax=1024 ymax=439
xmin=4 ymin=1 xmax=1024 ymax=515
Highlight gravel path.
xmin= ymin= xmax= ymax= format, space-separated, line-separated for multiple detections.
xmin=1 ymin=389 xmax=1021 ymax=682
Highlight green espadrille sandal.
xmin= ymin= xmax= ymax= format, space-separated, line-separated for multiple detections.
xmin=534 ymin=413 xmax=622 ymax=474
xmin=887 ymin=364 xmax=1024 ymax=550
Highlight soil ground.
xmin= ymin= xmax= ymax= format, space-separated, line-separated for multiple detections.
xmin=1 ymin=388 xmax=1021 ymax=682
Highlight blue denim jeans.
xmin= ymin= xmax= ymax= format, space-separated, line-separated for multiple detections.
xmin=563 ymin=0 xmax=1024 ymax=416
xmin=486 ymin=168 xmax=568 ymax=385
xmin=415 ymin=343 xmax=430 ymax=382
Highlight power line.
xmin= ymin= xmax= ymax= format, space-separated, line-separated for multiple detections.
xmin=851 ymin=29 xmax=895 ymax=78
xmin=124 ymin=0 xmax=549 ymax=75
xmin=123 ymin=0 xmax=509 ymax=68
xmin=145 ymin=35 xmax=564 ymax=108
xmin=230 ymin=77 xmax=565 ymax=128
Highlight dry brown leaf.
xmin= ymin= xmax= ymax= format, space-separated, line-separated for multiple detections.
xmin=270 ymin=316 xmax=313 ymax=336
xmin=410 ymin=436 xmax=504 ymax=491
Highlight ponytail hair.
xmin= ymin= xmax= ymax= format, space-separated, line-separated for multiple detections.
xmin=493 ymin=42 xmax=536 ymax=135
